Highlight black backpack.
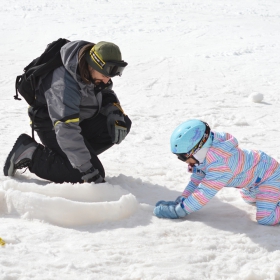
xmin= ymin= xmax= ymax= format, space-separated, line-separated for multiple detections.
xmin=14 ymin=38 xmax=70 ymax=107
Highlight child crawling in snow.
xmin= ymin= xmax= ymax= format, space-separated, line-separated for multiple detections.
xmin=154 ymin=119 xmax=280 ymax=226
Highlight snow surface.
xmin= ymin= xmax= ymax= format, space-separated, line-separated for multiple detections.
xmin=1 ymin=0 xmax=280 ymax=279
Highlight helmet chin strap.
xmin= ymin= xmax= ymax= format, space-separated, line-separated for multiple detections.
xmin=187 ymin=156 xmax=199 ymax=167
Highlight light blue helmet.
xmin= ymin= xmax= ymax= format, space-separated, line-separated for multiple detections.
xmin=170 ymin=119 xmax=212 ymax=155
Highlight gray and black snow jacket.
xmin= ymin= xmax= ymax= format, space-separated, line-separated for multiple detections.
xmin=28 ymin=40 xmax=120 ymax=173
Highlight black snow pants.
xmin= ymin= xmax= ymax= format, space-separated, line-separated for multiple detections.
xmin=29 ymin=113 xmax=132 ymax=183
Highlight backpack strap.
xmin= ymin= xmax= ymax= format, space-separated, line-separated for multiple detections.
xmin=30 ymin=107 xmax=44 ymax=139
xmin=14 ymin=75 xmax=22 ymax=100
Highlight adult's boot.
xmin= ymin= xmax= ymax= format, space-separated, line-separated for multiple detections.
xmin=3 ymin=134 xmax=38 ymax=176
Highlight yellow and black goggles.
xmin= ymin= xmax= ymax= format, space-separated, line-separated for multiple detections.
xmin=86 ymin=49 xmax=128 ymax=77
xmin=102 ymin=61 xmax=128 ymax=77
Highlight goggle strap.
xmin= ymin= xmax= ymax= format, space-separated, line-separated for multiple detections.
xmin=90 ymin=49 xmax=106 ymax=69
xmin=185 ymin=122 xmax=211 ymax=158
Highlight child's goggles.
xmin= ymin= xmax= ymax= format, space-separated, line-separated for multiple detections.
xmin=177 ymin=154 xmax=191 ymax=162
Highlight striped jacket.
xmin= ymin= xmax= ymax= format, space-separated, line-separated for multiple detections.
xmin=181 ymin=131 xmax=280 ymax=215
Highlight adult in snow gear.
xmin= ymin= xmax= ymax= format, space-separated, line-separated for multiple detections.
xmin=3 ymin=134 xmax=38 ymax=176
xmin=5 ymin=40 xmax=131 ymax=184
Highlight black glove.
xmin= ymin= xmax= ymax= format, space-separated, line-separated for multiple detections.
xmin=101 ymin=89 xmax=119 ymax=106
xmin=101 ymin=103 xmax=128 ymax=144
xmin=81 ymin=167 xmax=105 ymax=183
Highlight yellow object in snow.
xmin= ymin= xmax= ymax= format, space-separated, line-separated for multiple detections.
xmin=0 ymin=238 xmax=5 ymax=246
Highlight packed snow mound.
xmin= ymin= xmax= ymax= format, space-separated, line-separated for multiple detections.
xmin=1 ymin=180 xmax=139 ymax=227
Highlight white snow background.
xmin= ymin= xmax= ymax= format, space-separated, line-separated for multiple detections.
xmin=1 ymin=0 xmax=280 ymax=279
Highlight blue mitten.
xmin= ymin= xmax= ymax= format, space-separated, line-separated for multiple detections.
xmin=154 ymin=204 xmax=179 ymax=219
xmin=155 ymin=200 xmax=177 ymax=207
xmin=175 ymin=203 xmax=187 ymax=218
xmin=155 ymin=196 xmax=185 ymax=207
xmin=175 ymin=196 xmax=184 ymax=204
xmin=153 ymin=203 xmax=187 ymax=219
